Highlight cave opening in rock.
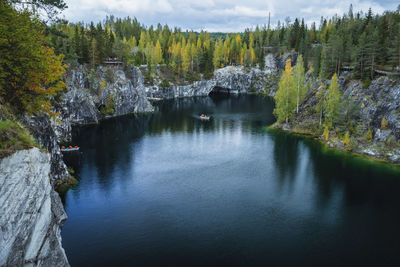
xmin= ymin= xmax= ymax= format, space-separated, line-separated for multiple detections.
xmin=208 ymin=86 xmax=231 ymax=96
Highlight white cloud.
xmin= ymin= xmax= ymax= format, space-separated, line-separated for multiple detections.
xmin=62 ymin=0 xmax=399 ymax=31
xmin=212 ymin=6 xmax=267 ymax=17
xmin=300 ymin=7 xmax=313 ymax=14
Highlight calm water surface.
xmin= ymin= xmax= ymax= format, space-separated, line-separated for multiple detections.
xmin=62 ymin=95 xmax=400 ymax=266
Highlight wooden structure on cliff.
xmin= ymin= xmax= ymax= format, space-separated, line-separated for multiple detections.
xmin=341 ymin=66 xmax=400 ymax=76
xmin=104 ymin=57 xmax=123 ymax=65
xmin=374 ymin=69 xmax=400 ymax=76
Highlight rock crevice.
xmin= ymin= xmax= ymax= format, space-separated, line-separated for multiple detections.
xmin=0 ymin=148 xmax=69 ymax=267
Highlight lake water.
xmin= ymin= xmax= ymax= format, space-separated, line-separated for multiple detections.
xmin=62 ymin=95 xmax=400 ymax=266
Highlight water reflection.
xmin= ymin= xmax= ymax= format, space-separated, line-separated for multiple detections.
xmin=62 ymin=95 xmax=400 ymax=266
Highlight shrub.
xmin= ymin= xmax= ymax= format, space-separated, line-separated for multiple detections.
xmin=203 ymin=71 xmax=213 ymax=80
xmin=248 ymin=86 xmax=256 ymax=93
xmin=160 ymin=79 xmax=170 ymax=88
xmin=100 ymin=80 xmax=106 ymax=90
xmin=0 ymin=120 xmax=37 ymax=158
xmin=343 ymin=131 xmax=350 ymax=147
xmin=336 ymin=100 xmax=360 ymax=135
xmin=88 ymin=68 xmax=96 ymax=92
xmin=144 ymin=71 xmax=153 ymax=84
xmin=365 ymin=129 xmax=373 ymax=141
xmin=105 ymin=68 xmax=115 ymax=83
xmin=100 ymin=94 xmax=116 ymax=116
xmin=67 ymin=167 xmax=75 ymax=175
xmin=381 ymin=117 xmax=388 ymax=130
xmin=186 ymin=71 xmax=201 ymax=83
xmin=349 ymin=137 xmax=358 ymax=151
xmin=323 ymin=126 xmax=329 ymax=141
xmin=362 ymin=78 xmax=371 ymax=89
xmin=386 ymin=135 xmax=398 ymax=147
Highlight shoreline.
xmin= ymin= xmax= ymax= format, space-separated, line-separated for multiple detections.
xmin=269 ymin=123 xmax=400 ymax=168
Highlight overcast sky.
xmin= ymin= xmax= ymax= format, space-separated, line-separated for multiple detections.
xmin=62 ymin=0 xmax=399 ymax=32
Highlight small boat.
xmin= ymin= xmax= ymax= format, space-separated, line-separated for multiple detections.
xmin=61 ymin=146 xmax=80 ymax=152
xmin=199 ymin=114 xmax=211 ymax=120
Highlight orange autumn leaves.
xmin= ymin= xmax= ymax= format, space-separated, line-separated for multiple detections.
xmin=0 ymin=2 xmax=66 ymax=117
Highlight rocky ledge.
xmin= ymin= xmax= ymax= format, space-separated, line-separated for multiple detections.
xmin=0 ymin=148 xmax=69 ymax=267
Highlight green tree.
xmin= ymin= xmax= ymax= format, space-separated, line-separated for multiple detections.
xmin=316 ymin=84 xmax=327 ymax=126
xmin=0 ymin=2 xmax=66 ymax=116
xmin=9 ymin=0 xmax=67 ymax=19
xmin=293 ymin=55 xmax=306 ymax=113
xmin=154 ymin=40 xmax=163 ymax=64
xmin=325 ymin=73 xmax=341 ymax=127
xmin=274 ymin=59 xmax=296 ymax=123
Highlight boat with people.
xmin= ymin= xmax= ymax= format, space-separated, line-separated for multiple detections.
xmin=61 ymin=145 xmax=80 ymax=152
xmin=199 ymin=114 xmax=211 ymax=120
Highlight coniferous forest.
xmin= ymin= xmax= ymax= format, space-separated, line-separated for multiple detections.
xmin=48 ymin=5 xmax=400 ymax=82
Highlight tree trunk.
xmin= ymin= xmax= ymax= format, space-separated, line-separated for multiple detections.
xmin=371 ymin=52 xmax=375 ymax=80
xmin=286 ymin=83 xmax=289 ymax=123
xmin=296 ymin=80 xmax=299 ymax=114
xmin=360 ymin=53 xmax=363 ymax=79
xmin=319 ymin=107 xmax=323 ymax=126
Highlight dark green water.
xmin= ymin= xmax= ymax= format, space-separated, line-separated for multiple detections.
xmin=62 ymin=95 xmax=400 ymax=266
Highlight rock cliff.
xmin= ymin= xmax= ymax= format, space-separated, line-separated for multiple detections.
xmin=0 ymin=148 xmax=69 ymax=267
xmin=146 ymin=65 xmax=275 ymax=99
xmin=24 ymin=115 xmax=71 ymax=185
xmin=54 ymin=65 xmax=153 ymax=142
xmin=145 ymin=53 xmax=294 ymax=100
xmin=276 ymin=73 xmax=400 ymax=164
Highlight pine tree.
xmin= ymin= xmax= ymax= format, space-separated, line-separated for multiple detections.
xmin=320 ymin=42 xmax=333 ymax=78
xmin=388 ymin=24 xmax=400 ymax=71
xmin=73 ymin=24 xmax=81 ymax=62
xmin=80 ymin=26 xmax=89 ymax=63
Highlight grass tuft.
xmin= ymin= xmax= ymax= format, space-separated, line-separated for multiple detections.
xmin=0 ymin=120 xmax=37 ymax=158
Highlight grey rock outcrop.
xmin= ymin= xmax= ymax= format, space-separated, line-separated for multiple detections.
xmin=146 ymin=79 xmax=216 ymax=99
xmin=23 ymin=115 xmax=70 ymax=185
xmin=285 ymin=73 xmax=400 ymax=163
xmin=342 ymin=77 xmax=400 ymax=139
xmin=146 ymin=65 xmax=275 ymax=100
xmin=0 ymin=148 xmax=69 ymax=267
xmin=53 ymin=65 xmax=153 ymax=142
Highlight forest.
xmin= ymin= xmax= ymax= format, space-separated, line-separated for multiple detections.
xmin=1 ymin=0 xmax=400 ymax=118
xmin=48 ymin=5 xmax=400 ymax=82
